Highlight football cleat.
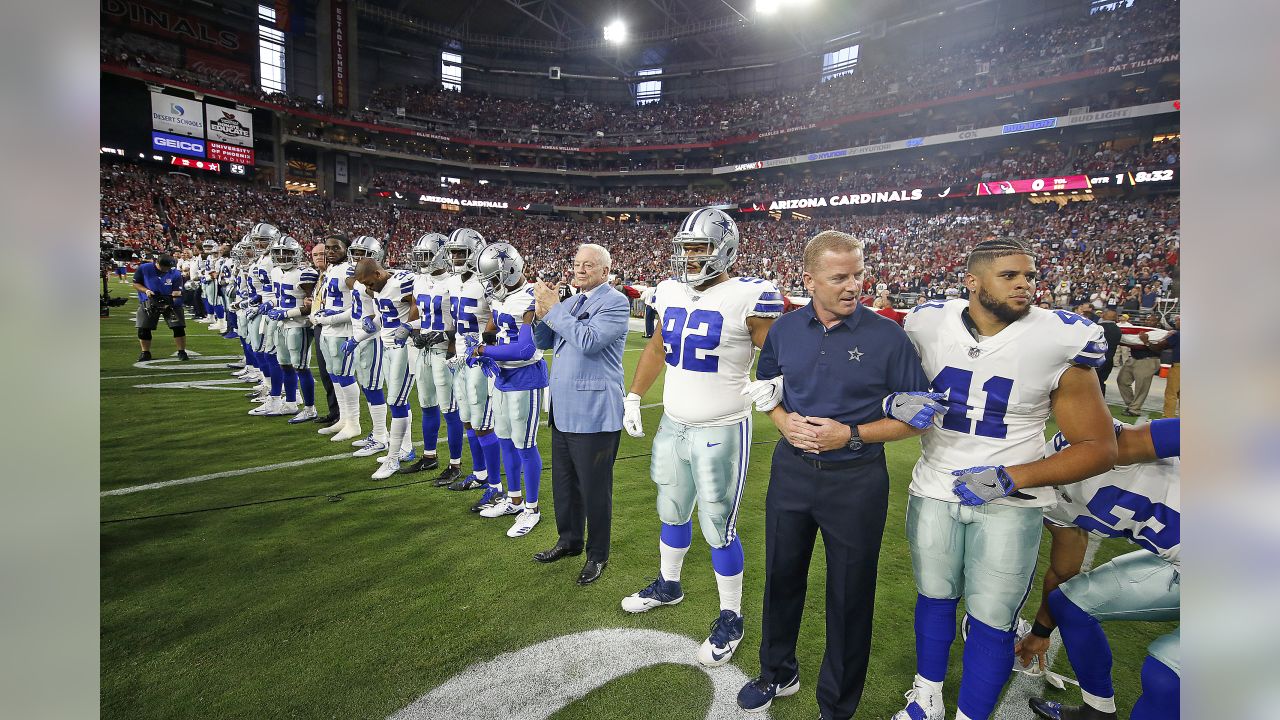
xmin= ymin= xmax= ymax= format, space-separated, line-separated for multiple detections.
xmin=371 ymin=457 xmax=400 ymax=481
xmin=317 ymin=421 xmax=344 ymax=436
xmin=447 ymin=473 xmax=485 ymax=491
xmin=288 ymin=406 xmax=318 ymax=424
xmin=433 ymin=465 xmax=462 ymax=486
xmin=137 ymin=351 xmax=152 ymax=362
xmin=480 ymin=496 xmax=521 ymax=518
xmin=1028 ymin=699 xmax=1117 ymax=720
xmin=330 ymin=423 xmax=363 ymax=442
xmin=736 ymin=672 xmax=800 ymax=714
xmin=399 ymin=454 xmax=439 ymax=474
xmin=697 ymin=610 xmax=744 ymax=667
xmin=621 ymin=575 xmax=685 ymax=613
xmin=470 ymin=486 xmax=503 ymax=513
xmin=221 ymin=331 xmax=240 ymax=340
xmin=352 ymin=438 xmax=390 ymax=458
xmin=226 ymin=362 xmax=246 ymax=370
xmin=248 ymin=397 xmax=280 ymax=416
xmin=377 ymin=449 xmax=416 ymax=463
xmin=352 ymin=431 xmax=376 ymax=447
xmin=268 ymin=401 xmax=299 ymax=417
xmin=506 ymin=508 xmax=541 ymax=537
xmin=891 ymin=676 xmax=945 ymax=720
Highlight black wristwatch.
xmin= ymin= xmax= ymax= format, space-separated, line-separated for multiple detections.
xmin=845 ymin=424 xmax=864 ymax=452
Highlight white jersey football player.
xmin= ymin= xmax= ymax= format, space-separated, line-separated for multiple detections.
xmin=245 ymin=223 xmax=281 ymax=403
xmin=339 ymin=236 xmax=391 ymax=454
xmin=198 ymin=239 xmax=218 ymax=324
xmin=894 ymin=238 xmax=1118 ymax=720
xmin=228 ymin=236 xmax=261 ymax=382
xmin=260 ymin=236 xmax=318 ymax=421
xmin=347 ymin=258 xmax=419 ymax=480
xmin=469 ymin=242 xmax=549 ymax=537
xmin=1020 ymin=418 xmax=1180 ymax=720
xmin=405 ymin=232 xmax=465 ymax=482
xmin=621 ymin=207 xmax=780 ymax=668
xmin=213 ymin=242 xmax=236 ymax=336
xmin=442 ymin=228 xmax=498 ymax=493
xmin=310 ymin=235 xmax=363 ymax=442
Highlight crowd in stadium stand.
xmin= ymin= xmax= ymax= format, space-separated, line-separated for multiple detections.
xmin=101 ymin=160 xmax=1178 ymax=316
xmin=363 ymin=135 xmax=1177 ymax=208
xmin=101 ymin=0 xmax=1177 ymax=147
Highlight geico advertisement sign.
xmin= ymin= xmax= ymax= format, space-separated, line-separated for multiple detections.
xmin=151 ymin=94 xmax=205 ymax=138
xmin=152 ymin=131 xmax=205 ymax=157
xmin=769 ymin=189 xmax=925 ymax=210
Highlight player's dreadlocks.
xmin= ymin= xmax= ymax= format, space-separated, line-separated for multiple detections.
xmin=966 ymin=237 xmax=1037 ymax=272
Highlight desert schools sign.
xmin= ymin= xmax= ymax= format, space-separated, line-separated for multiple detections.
xmin=387 ymin=628 xmax=761 ymax=720
xmin=769 ymin=188 xmax=925 ymax=210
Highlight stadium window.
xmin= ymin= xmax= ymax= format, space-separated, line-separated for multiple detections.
xmin=821 ymin=44 xmax=859 ymax=82
xmin=442 ymin=52 xmax=462 ymax=92
xmin=258 ymin=4 xmax=286 ymax=94
xmin=634 ymin=68 xmax=662 ymax=106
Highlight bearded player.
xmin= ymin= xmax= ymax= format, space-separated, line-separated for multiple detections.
xmin=893 ymin=238 xmax=1117 ymax=720
xmin=470 ymin=242 xmax=549 ymax=538
xmin=406 ymin=232 xmax=466 ymax=480
xmin=620 ymin=207 xmax=781 ymax=667
xmin=1018 ymin=419 xmax=1181 ymax=720
xmin=443 ymin=228 xmax=500 ymax=493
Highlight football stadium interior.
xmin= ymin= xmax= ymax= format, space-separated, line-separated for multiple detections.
xmin=100 ymin=0 xmax=1180 ymax=717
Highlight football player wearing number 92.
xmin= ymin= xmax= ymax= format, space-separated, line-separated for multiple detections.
xmin=892 ymin=238 xmax=1118 ymax=720
xmin=620 ymin=207 xmax=781 ymax=669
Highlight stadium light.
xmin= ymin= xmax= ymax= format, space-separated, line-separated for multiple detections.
xmin=756 ymin=0 xmax=780 ymax=13
xmin=603 ymin=20 xmax=626 ymax=42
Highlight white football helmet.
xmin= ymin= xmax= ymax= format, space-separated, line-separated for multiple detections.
xmin=249 ymin=222 xmax=281 ymax=253
xmin=444 ymin=228 xmax=486 ymax=273
xmin=201 ymin=239 xmax=218 ymax=255
xmin=671 ymin=207 xmax=739 ymax=285
xmin=473 ymin=242 xmax=526 ymax=301
xmin=411 ymin=232 xmax=451 ymax=274
xmin=348 ymin=235 xmax=385 ymax=264
xmin=269 ymin=236 xmax=305 ymax=270
xmin=233 ymin=235 xmax=256 ymax=267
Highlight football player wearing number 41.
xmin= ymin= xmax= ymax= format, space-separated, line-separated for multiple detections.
xmin=892 ymin=238 xmax=1118 ymax=720
xmin=621 ymin=207 xmax=780 ymax=669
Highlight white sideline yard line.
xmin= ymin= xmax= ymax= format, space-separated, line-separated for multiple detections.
xmin=102 ymin=370 xmax=242 ymax=380
xmin=991 ymin=536 xmax=1102 ymax=720
xmin=102 ymin=401 xmax=666 ymax=497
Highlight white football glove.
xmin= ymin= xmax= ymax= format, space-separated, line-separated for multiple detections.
xmin=742 ymin=375 xmax=784 ymax=412
xmin=623 ymin=392 xmax=644 ymax=438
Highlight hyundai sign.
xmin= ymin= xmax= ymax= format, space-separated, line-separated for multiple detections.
xmin=152 ymin=131 xmax=206 ymax=158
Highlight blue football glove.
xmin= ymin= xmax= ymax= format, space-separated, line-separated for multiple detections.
xmin=261 ymin=301 xmax=274 ymax=313
xmin=341 ymin=337 xmax=359 ymax=357
xmin=265 ymin=308 xmax=283 ymax=321
xmin=884 ymin=391 xmax=948 ymax=429
xmin=319 ymin=308 xmax=342 ymax=318
xmin=361 ymin=316 xmax=378 ymax=336
xmin=477 ymin=356 xmax=499 ymax=378
xmin=951 ymin=466 xmax=1016 ymax=506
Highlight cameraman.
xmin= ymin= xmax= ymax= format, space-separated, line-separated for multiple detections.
xmin=134 ymin=254 xmax=189 ymax=362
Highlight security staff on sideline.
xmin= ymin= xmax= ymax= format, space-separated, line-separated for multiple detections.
xmin=735 ymin=231 xmax=943 ymax=720
xmin=134 ymin=254 xmax=190 ymax=362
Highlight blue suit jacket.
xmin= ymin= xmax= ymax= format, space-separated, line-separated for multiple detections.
xmin=533 ymin=285 xmax=630 ymax=433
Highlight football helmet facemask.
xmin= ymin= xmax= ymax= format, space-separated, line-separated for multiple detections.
xmin=411 ymin=232 xmax=451 ymax=274
xmin=347 ymin=235 xmax=385 ymax=264
xmin=670 ymin=207 xmax=739 ymax=286
xmin=249 ymin=222 xmax=281 ymax=253
xmin=269 ymin=236 xmax=305 ymax=270
xmin=444 ymin=228 xmax=486 ymax=274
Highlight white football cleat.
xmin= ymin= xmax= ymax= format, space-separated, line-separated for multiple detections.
xmin=697 ymin=610 xmax=744 ymax=667
xmin=248 ymin=397 xmax=280 ymax=416
xmin=352 ymin=431 xmax=375 ymax=447
xmin=506 ymin=509 xmax=541 ymax=537
xmin=371 ymin=457 xmax=400 ymax=480
xmin=317 ymin=421 xmax=344 ymax=435
xmin=288 ymin=406 xmax=318 ymax=424
xmin=891 ymin=676 xmax=945 ymax=720
xmin=268 ymin=401 xmax=300 ymax=417
xmin=330 ymin=423 xmax=363 ymax=442
xmin=353 ymin=438 xmax=390 ymax=457
xmin=480 ymin=496 xmax=522 ymax=518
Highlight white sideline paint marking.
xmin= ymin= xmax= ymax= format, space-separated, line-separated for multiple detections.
xmin=103 ymin=401 xmax=667 ymax=496
xmin=133 ymin=379 xmax=256 ymax=392
xmin=991 ymin=536 xmax=1102 ymax=720
xmin=102 ymin=370 xmax=242 ymax=380
xmin=132 ymin=354 xmax=241 ymax=371
xmin=387 ymin=628 xmax=762 ymax=720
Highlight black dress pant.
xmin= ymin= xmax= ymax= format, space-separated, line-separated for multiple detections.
xmin=1097 ymin=359 xmax=1115 ymax=395
xmin=548 ymin=406 xmax=619 ymax=562
xmin=313 ymin=330 xmax=339 ymax=417
xmin=758 ymin=442 xmax=890 ymax=720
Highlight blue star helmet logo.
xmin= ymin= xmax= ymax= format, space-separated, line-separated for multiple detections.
xmin=711 ymin=218 xmax=734 ymax=242
xmin=495 ymin=248 xmax=511 ymax=262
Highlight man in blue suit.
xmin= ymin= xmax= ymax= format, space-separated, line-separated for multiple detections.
xmin=531 ymin=243 xmax=631 ymax=585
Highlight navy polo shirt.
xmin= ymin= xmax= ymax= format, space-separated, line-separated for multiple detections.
xmin=757 ymin=301 xmax=930 ymax=461
xmin=133 ymin=262 xmax=184 ymax=303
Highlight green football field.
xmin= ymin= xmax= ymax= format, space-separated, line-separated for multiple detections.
xmin=100 ymin=291 xmax=1175 ymax=720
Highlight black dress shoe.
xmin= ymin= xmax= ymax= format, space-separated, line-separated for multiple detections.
xmin=576 ymin=559 xmax=607 ymax=585
xmin=533 ymin=544 xmax=582 ymax=563
xmin=314 ymin=413 xmax=339 ymax=426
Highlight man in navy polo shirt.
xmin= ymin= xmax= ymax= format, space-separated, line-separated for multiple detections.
xmin=133 ymin=254 xmax=189 ymax=363
xmin=736 ymin=230 xmax=942 ymax=720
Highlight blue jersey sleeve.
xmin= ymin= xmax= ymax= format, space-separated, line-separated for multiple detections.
xmin=1149 ymin=417 xmax=1180 ymax=458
